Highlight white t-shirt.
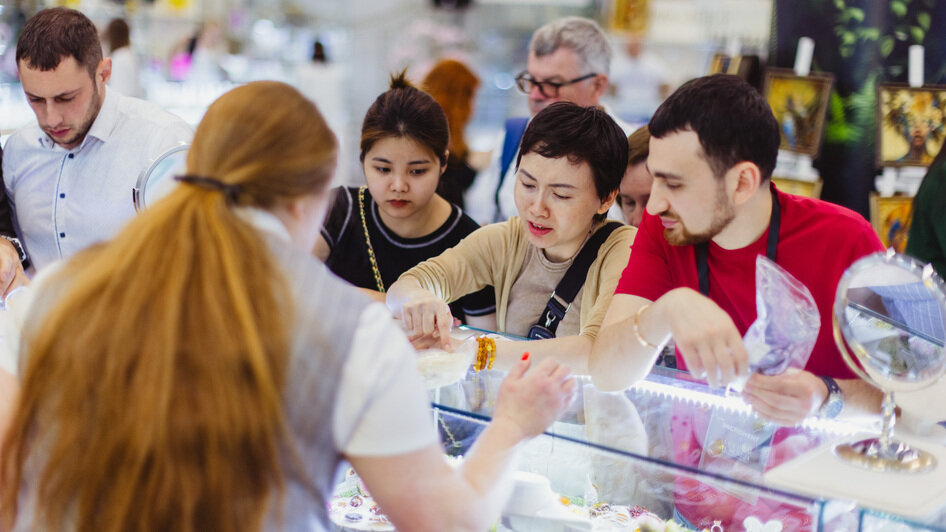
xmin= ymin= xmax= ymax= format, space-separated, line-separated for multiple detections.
xmin=0 ymin=210 xmax=437 ymax=458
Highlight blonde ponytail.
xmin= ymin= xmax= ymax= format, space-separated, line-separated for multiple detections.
xmin=2 ymin=81 xmax=337 ymax=532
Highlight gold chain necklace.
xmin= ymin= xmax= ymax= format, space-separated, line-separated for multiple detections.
xmin=358 ymin=186 xmax=385 ymax=293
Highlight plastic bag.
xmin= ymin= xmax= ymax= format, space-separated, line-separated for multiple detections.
xmin=743 ymin=256 xmax=820 ymax=377
xmin=415 ymin=336 xmax=477 ymax=390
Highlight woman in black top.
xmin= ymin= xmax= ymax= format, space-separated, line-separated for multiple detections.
xmin=314 ymin=73 xmax=495 ymax=327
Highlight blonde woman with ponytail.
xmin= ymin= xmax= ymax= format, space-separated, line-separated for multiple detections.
xmin=0 ymin=81 xmax=576 ymax=532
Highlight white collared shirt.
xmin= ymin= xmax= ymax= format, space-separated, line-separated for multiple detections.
xmin=1 ymin=88 xmax=192 ymax=270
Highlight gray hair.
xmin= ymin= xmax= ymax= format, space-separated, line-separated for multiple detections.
xmin=529 ymin=17 xmax=612 ymax=77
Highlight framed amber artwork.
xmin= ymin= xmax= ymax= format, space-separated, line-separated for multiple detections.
xmin=869 ymin=193 xmax=913 ymax=253
xmin=763 ymin=68 xmax=834 ymax=157
xmin=877 ymin=84 xmax=946 ymax=168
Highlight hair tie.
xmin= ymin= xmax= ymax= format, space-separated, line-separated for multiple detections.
xmin=174 ymin=174 xmax=242 ymax=204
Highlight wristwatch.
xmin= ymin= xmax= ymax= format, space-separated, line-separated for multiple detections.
xmin=818 ymin=376 xmax=844 ymax=419
xmin=0 ymin=235 xmax=26 ymax=264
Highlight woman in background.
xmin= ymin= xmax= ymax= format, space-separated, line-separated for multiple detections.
xmin=0 ymin=81 xmax=574 ymax=532
xmin=422 ymin=59 xmax=481 ymax=210
xmin=102 ymin=18 xmax=141 ymax=97
xmin=314 ymin=72 xmax=495 ymax=327
xmin=616 ymin=125 xmax=653 ymax=227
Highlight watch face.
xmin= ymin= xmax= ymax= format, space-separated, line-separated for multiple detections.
xmin=824 ymin=395 xmax=843 ymax=418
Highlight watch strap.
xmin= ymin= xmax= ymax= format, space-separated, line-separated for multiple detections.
xmin=818 ymin=375 xmax=843 ymax=419
xmin=0 ymin=235 xmax=26 ymax=264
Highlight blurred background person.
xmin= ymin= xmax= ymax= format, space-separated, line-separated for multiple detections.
xmin=168 ymin=21 xmax=226 ymax=82
xmin=295 ymin=40 xmax=349 ymax=183
xmin=422 ymin=58 xmax=480 ymax=210
xmin=102 ymin=18 xmax=141 ymax=98
xmin=616 ymin=125 xmax=653 ymax=227
xmin=609 ymin=34 xmax=670 ymax=124
xmin=465 ymin=17 xmax=630 ymax=225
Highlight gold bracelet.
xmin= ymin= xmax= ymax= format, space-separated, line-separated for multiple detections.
xmin=632 ymin=304 xmax=658 ymax=349
xmin=474 ymin=336 xmax=496 ymax=372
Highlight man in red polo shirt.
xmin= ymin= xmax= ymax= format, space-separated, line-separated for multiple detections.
xmin=590 ymin=73 xmax=885 ymax=530
xmin=591 ymin=73 xmax=882 ymax=420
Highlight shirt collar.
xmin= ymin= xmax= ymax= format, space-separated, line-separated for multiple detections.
xmin=85 ymin=87 xmax=119 ymax=144
xmin=233 ymin=207 xmax=293 ymax=243
xmin=35 ymin=87 xmax=119 ymax=151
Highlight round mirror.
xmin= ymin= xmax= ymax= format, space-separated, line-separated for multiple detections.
xmin=133 ymin=143 xmax=189 ymax=212
xmin=833 ymin=249 xmax=946 ymax=472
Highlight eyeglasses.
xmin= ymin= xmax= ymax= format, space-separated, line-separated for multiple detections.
xmin=515 ymin=71 xmax=598 ymax=98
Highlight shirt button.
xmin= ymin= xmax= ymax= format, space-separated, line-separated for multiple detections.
xmin=60 ymin=193 xmax=66 ymax=198
xmin=68 ymin=153 xmax=74 ymax=159
xmin=59 ymin=232 xmax=65 ymax=238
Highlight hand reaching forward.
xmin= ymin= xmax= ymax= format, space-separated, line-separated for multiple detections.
xmin=492 ymin=355 xmax=577 ymax=440
xmin=742 ymin=370 xmax=826 ymax=426
xmin=399 ymin=289 xmax=454 ymax=351
xmin=661 ymin=287 xmax=749 ymax=388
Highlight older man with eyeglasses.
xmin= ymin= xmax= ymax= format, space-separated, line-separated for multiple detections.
xmin=466 ymin=16 xmax=632 ymax=225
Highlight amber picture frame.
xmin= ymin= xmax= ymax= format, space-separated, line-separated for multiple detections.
xmin=876 ymin=84 xmax=946 ymax=168
xmin=762 ymin=68 xmax=834 ymax=157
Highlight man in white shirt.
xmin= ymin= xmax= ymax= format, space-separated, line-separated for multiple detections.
xmin=1 ymin=8 xmax=192 ymax=271
xmin=465 ymin=16 xmax=631 ymax=224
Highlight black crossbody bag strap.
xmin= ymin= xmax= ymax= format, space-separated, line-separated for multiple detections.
xmin=528 ymin=222 xmax=623 ymax=339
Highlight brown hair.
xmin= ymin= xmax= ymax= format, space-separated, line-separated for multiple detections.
xmin=16 ymin=7 xmax=103 ymax=78
xmin=360 ymin=71 xmax=449 ymax=167
xmin=1 ymin=81 xmax=337 ymax=532
xmin=627 ymin=125 xmax=650 ymax=167
xmin=422 ymin=59 xmax=479 ymax=161
xmin=103 ymin=18 xmax=131 ymax=53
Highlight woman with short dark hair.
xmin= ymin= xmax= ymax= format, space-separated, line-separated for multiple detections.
xmin=387 ymin=101 xmax=636 ymax=374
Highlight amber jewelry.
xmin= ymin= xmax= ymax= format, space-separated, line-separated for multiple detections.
xmin=632 ymin=303 xmax=658 ymax=349
xmin=358 ymin=186 xmax=385 ymax=293
xmin=473 ymin=336 xmax=496 ymax=372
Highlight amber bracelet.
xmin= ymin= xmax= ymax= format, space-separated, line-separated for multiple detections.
xmin=632 ymin=304 xmax=659 ymax=349
xmin=473 ymin=336 xmax=496 ymax=372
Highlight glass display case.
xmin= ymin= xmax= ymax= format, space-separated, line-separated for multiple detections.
xmin=421 ymin=329 xmax=946 ymax=532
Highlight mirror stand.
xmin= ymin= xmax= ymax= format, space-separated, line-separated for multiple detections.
xmin=833 ymin=391 xmax=936 ymax=472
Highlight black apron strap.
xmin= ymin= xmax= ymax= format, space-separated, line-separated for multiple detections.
xmin=696 ymin=184 xmax=781 ymax=297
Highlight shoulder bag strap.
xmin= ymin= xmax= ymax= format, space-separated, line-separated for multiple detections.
xmin=530 ymin=221 xmax=623 ymax=337
xmin=358 ymin=186 xmax=386 ymax=293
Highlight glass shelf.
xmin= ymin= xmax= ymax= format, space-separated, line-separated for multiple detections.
xmin=430 ymin=328 xmax=946 ymax=530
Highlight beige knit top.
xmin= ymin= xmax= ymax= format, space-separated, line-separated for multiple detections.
xmin=398 ymin=217 xmax=636 ymax=340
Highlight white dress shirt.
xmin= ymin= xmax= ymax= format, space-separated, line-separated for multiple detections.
xmin=2 ymin=88 xmax=192 ymax=270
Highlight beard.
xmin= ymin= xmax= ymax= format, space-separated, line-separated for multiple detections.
xmin=661 ymin=184 xmax=735 ymax=246
xmin=47 ymin=82 xmax=102 ymax=149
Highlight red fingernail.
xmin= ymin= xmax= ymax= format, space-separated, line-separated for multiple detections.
xmin=521 ymin=352 xmax=530 ymax=361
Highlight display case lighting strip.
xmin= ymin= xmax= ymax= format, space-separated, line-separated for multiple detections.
xmin=630 ymin=379 xmax=864 ymax=437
